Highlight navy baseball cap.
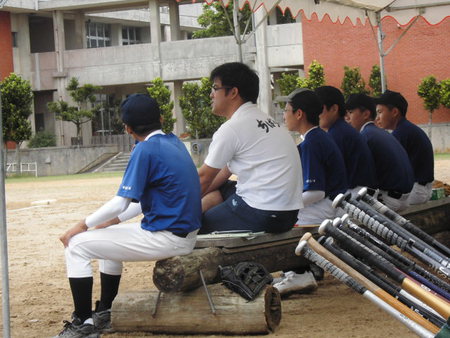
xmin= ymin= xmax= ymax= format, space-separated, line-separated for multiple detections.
xmin=120 ymin=94 xmax=161 ymax=128
xmin=346 ymin=93 xmax=376 ymax=116
xmin=375 ymin=90 xmax=408 ymax=116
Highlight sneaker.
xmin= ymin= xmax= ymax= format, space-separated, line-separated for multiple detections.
xmin=53 ymin=314 xmax=99 ymax=338
xmin=93 ymin=300 xmax=113 ymax=333
xmin=272 ymin=271 xmax=295 ymax=285
xmin=273 ymin=271 xmax=318 ymax=296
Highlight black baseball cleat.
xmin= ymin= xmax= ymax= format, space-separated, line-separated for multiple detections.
xmin=93 ymin=300 xmax=113 ymax=333
xmin=53 ymin=314 xmax=99 ymax=338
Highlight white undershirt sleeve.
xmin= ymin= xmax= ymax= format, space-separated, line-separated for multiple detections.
xmin=118 ymin=202 xmax=142 ymax=222
xmin=302 ymin=190 xmax=325 ymax=207
xmin=85 ymin=196 xmax=131 ymax=228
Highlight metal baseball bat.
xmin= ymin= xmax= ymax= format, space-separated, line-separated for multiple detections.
xmin=295 ymin=233 xmax=439 ymax=335
xmin=346 ymin=194 xmax=449 ymax=268
xmin=319 ymin=235 xmax=446 ymax=327
xmin=357 ymin=187 xmax=450 ymax=258
xmin=318 ymin=220 xmax=450 ymax=319
xmin=333 ymin=194 xmax=450 ymax=276
xmin=335 ymin=217 xmax=450 ymax=300
xmin=340 ymin=214 xmax=450 ymax=294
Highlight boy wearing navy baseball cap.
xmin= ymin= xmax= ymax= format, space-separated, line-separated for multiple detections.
xmin=375 ymin=90 xmax=434 ymax=204
xmin=54 ymin=94 xmax=201 ymax=337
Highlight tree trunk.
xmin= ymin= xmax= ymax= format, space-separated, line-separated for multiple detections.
xmin=112 ymin=285 xmax=281 ymax=335
xmin=153 ymin=240 xmax=309 ymax=293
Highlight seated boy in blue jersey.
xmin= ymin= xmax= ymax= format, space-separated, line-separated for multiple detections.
xmin=54 ymin=94 xmax=202 ymax=338
xmin=314 ymin=86 xmax=377 ymax=197
xmin=345 ymin=93 xmax=414 ymax=211
xmin=284 ymin=88 xmax=348 ymax=225
xmin=375 ymin=90 xmax=434 ymax=205
xmin=273 ymin=88 xmax=347 ymax=296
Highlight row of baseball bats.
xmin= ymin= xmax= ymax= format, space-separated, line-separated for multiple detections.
xmin=295 ymin=188 xmax=450 ymax=338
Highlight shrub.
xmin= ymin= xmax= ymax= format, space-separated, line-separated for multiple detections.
xmin=28 ymin=131 xmax=56 ymax=148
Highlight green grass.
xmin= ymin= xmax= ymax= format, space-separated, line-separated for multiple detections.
xmin=435 ymin=153 xmax=450 ymax=160
xmin=5 ymin=171 xmax=123 ymax=184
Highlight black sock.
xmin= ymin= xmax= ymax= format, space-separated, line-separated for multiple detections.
xmin=98 ymin=273 xmax=121 ymax=312
xmin=69 ymin=277 xmax=93 ymax=323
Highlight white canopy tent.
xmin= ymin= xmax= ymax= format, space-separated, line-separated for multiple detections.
xmin=1 ymin=1 xmax=449 ymax=337
xmin=193 ymin=0 xmax=450 ymax=91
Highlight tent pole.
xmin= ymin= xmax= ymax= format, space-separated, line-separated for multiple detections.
xmin=376 ymin=12 xmax=387 ymax=92
xmin=0 ymin=88 xmax=11 ymax=338
xmin=232 ymin=0 xmax=243 ymax=62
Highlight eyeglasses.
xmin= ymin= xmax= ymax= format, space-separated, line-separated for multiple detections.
xmin=211 ymin=85 xmax=232 ymax=92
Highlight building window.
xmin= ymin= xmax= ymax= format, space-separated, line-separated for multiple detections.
xmin=86 ymin=22 xmax=111 ymax=48
xmin=11 ymin=32 xmax=18 ymax=47
xmin=122 ymin=26 xmax=141 ymax=45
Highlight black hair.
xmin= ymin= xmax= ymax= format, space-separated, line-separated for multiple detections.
xmin=314 ymin=86 xmax=346 ymax=117
xmin=210 ymin=62 xmax=259 ymax=103
xmin=290 ymin=90 xmax=322 ymax=126
xmin=129 ymin=122 xmax=162 ymax=136
xmin=345 ymin=93 xmax=377 ymax=120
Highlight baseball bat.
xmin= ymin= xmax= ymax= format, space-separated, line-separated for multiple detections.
xmin=340 ymin=214 xmax=450 ymax=294
xmin=295 ymin=233 xmax=440 ymax=335
xmin=335 ymin=217 xmax=450 ymax=300
xmin=318 ymin=220 xmax=450 ymax=318
xmin=319 ymin=235 xmax=446 ymax=327
xmin=357 ymin=187 xmax=450 ymax=258
xmin=333 ymin=194 xmax=450 ymax=277
xmin=297 ymin=240 xmax=436 ymax=338
xmin=345 ymin=194 xmax=449 ymax=268
xmin=350 ymin=195 xmax=449 ymax=267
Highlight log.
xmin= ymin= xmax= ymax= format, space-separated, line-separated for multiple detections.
xmin=153 ymin=240 xmax=310 ymax=292
xmin=111 ymin=284 xmax=281 ymax=335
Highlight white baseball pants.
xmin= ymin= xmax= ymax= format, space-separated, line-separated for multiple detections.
xmin=65 ymin=223 xmax=197 ymax=278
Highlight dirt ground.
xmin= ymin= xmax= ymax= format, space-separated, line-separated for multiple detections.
xmin=1 ymin=159 xmax=449 ymax=338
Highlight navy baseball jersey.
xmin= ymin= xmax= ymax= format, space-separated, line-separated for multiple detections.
xmin=328 ymin=118 xmax=377 ymax=189
xmin=393 ymin=118 xmax=434 ymax=184
xmin=361 ymin=123 xmax=414 ymax=194
xmin=118 ymin=133 xmax=202 ymax=234
xmin=299 ymin=127 xmax=348 ymax=200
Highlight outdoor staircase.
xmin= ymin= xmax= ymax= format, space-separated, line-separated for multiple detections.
xmin=96 ymin=152 xmax=131 ymax=172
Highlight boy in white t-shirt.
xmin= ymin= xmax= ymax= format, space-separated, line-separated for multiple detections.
xmin=198 ymin=62 xmax=303 ymax=234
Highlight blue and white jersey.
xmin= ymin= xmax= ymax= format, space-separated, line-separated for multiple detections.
xmin=361 ymin=123 xmax=414 ymax=194
xmin=299 ymin=127 xmax=348 ymax=200
xmin=393 ymin=118 xmax=434 ymax=184
xmin=118 ymin=133 xmax=202 ymax=234
xmin=328 ymin=118 xmax=377 ymax=189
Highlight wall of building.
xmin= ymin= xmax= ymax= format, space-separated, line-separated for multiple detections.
xmin=6 ymin=144 xmax=119 ymax=176
xmin=302 ymin=13 xmax=450 ymax=125
xmin=0 ymin=11 xmax=14 ymax=80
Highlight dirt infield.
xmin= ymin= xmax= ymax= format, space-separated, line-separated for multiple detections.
xmin=1 ymin=159 xmax=449 ymax=338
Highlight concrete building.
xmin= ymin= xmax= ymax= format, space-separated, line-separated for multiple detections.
xmin=0 ymin=0 xmax=449 ymax=152
xmin=0 ymin=0 xmax=302 ymax=148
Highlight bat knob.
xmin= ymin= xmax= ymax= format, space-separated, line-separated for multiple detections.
xmin=332 ymin=193 xmax=345 ymax=209
xmin=357 ymin=187 xmax=368 ymax=200
xmin=295 ymin=240 xmax=308 ymax=256
xmin=319 ymin=219 xmax=332 ymax=235
xmin=332 ymin=217 xmax=341 ymax=227
xmin=341 ymin=214 xmax=350 ymax=224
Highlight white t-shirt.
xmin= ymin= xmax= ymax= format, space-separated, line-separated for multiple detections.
xmin=205 ymin=102 xmax=303 ymax=211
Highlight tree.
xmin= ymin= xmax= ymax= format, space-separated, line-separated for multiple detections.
xmin=0 ymin=73 xmax=33 ymax=168
xmin=341 ymin=66 xmax=369 ymax=99
xmin=276 ymin=60 xmax=326 ymax=96
xmin=418 ymin=75 xmax=441 ymax=139
xmin=369 ymin=65 xmax=382 ymax=97
xmin=307 ymin=60 xmax=325 ymax=90
xmin=179 ymin=77 xmax=225 ymax=139
xmin=439 ymin=78 xmax=450 ymax=109
xmin=147 ymin=78 xmax=175 ymax=134
xmin=193 ymin=1 xmax=252 ymax=39
xmin=47 ymin=77 xmax=102 ymax=145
